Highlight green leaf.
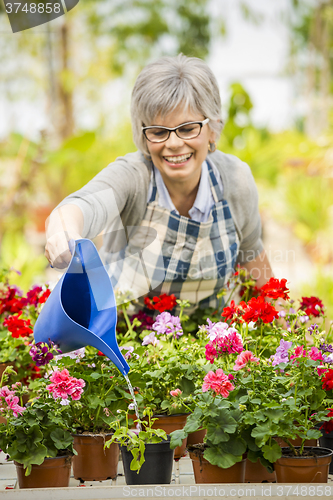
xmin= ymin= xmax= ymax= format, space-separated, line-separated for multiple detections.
xmin=50 ymin=429 xmax=73 ymax=450
xmin=178 ymin=377 xmax=195 ymax=396
xmin=184 ymin=418 xmax=201 ymax=434
xmin=206 ymin=424 xmax=229 ymax=444
xmin=262 ymin=442 xmax=282 ymax=463
xmin=204 ymin=447 xmax=240 ymax=469
xmin=8 ymin=442 xmax=48 ymax=471
xmin=170 ymin=429 xmax=187 ymax=449
xmin=252 ymin=423 xmax=279 ymax=446
xmin=306 ymin=428 xmax=322 ymax=440
xmin=220 ymin=437 xmax=246 ymax=456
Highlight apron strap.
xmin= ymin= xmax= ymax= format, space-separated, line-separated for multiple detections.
xmin=206 ymin=158 xmax=224 ymax=203
xmin=148 ymin=168 xmax=158 ymax=203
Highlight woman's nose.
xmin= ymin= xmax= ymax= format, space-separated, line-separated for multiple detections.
xmin=164 ymin=130 xmax=185 ymax=149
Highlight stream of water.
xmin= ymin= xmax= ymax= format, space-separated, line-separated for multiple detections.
xmin=124 ymin=374 xmax=142 ymax=432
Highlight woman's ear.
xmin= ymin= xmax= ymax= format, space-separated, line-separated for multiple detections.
xmin=208 ymin=128 xmax=217 ymax=144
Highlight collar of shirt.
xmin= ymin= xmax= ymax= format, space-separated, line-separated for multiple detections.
xmin=147 ymin=160 xmax=223 ymax=222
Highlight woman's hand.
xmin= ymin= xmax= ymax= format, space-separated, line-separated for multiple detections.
xmin=45 ymin=231 xmax=82 ymax=269
xmin=45 ymin=205 xmax=84 ymax=269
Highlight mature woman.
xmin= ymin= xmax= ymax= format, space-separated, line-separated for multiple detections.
xmin=45 ymin=54 xmax=273 ymax=311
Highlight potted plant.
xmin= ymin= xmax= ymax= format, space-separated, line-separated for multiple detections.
xmin=123 ymin=298 xmax=209 ymax=459
xmin=0 ymin=360 xmax=82 ymax=488
xmin=218 ymin=280 xmax=333 ymax=483
xmin=51 ymin=345 xmax=138 ymax=482
xmin=169 ymin=368 xmax=251 ymax=483
xmin=106 ymin=407 xmax=174 ymax=485
xmin=0 ymin=268 xmax=51 ymax=385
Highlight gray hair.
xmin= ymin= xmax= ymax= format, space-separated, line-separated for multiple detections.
xmin=131 ymin=54 xmax=223 ymax=155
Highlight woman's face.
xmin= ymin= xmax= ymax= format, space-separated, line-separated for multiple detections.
xmin=146 ymin=107 xmax=216 ymax=186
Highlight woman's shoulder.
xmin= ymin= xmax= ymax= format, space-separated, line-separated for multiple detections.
xmin=210 ymin=150 xmax=253 ymax=178
xmin=104 ymin=151 xmax=151 ymax=177
xmin=210 ymin=149 xmax=257 ymax=199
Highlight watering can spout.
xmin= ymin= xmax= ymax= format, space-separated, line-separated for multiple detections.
xmin=34 ymin=239 xmax=130 ymax=376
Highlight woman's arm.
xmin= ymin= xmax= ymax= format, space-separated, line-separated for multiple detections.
xmin=45 ymin=204 xmax=84 ymax=269
xmin=242 ymin=249 xmax=274 ymax=289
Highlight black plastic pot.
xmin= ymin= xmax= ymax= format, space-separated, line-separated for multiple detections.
xmin=319 ymin=429 xmax=333 ymax=474
xmin=120 ymin=437 xmax=174 ymax=485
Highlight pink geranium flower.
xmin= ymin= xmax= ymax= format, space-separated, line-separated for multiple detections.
xmin=170 ymin=389 xmax=182 ymax=397
xmin=47 ymin=368 xmax=85 ymax=401
xmin=205 ymin=328 xmax=243 ymax=363
xmin=309 ymin=346 xmax=323 ymax=362
xmin=0 ymin=386 xmax=25 ymax=417
xmin=202 ymin=369 xmax=234 ymax=397
xmin=234 ymin=350 xmax=259 ymax=371
xmin=290 ymin=345 xmax=307 ymax=360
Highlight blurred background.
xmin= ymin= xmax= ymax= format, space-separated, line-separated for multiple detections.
xmin=0 ymin=0 xmax=332 ymax=318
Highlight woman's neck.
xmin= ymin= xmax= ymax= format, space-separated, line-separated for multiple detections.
xmin=163 ymin=176 xmax=200 ymax=218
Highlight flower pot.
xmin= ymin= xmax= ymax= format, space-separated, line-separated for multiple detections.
xmin=189 ymin=449 xmax=246 ymax=483
xmin=319 ymin=429 xmax=333 ymax=474
xmin=73 ymin=433 xmax=119 ymax=481
xmin=120 ymin=437 xmax=174 ymax=485
xmin=15 ymin=455 xmax=72 ymax=488
xmin=152 ymin=414 xmax=188 ymax=459
xmin=274 ymin=447 xmax=333 ymax=483
xmin=244 ymin=458 xmax=276 ymax=483
xmin=187 ymin=429 xmax=207 ymax=446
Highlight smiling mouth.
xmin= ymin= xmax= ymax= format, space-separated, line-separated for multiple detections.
xmin=163 ymin=153 xmax=193 ymax=164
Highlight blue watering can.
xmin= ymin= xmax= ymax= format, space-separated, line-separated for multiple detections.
xmin=34 ymin=238 xmax=130 ymax=376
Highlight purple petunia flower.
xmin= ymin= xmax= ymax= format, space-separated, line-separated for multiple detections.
xmin=152 ymin=312 xmax=183 ymax=339
xmin=308 ymin=323 xmax=319 ymax=335
xmin=320 ymin=343 xmax=333 ymax=354
xmin=29 ymin=342 xmax=54 ymax=367
xmin=271 ymin=339 xmax=293 ymax=366
xmin=323 ymin=354 xmax=333 ymax=364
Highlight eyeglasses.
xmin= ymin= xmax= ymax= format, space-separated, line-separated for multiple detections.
xmin=142 ymin=118 xmax=210 ymax=143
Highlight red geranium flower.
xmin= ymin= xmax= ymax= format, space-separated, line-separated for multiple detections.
xmin=299 ymin=296 xmax=324 ymax=317
xmin=221 ymin=300 xmax=238 ymax=322
xmin=322 ymin=369 xmax=333 ymax=391
xmin=3 ymin=313 xmax=33 ymax=338
xmin=144 ymin=293 xmax=177 ymax=313
xmin=39 ymin=289 xmax=51 ymax=304
xmin=0 ymin=287 xmax=25 ymax=315
xmin=242 ymin=296 xmax=278 ymax=324
xmin=21 ymin=365 xmax=42 ymax=384
xmin=321 ymin=409 xmax=333 ymax=434
xmin=260 ymin=278 xmax=290 ymax=300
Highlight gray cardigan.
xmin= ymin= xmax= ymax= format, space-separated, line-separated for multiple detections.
xmin=57 ymin=150 xmax=263 ymax=264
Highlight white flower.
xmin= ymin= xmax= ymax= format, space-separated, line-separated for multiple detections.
xmin=207 ymin=322 xmax=229 ymax=341
xmin=247 ymin=321 xmax=257 ymax=331
xmin=142 ymin=331 xmax=159 ymax=346
xmin=128 ymin=403 xmax=135 ymax=410
xmin=60 ymin=399 xmax=70 ymax=406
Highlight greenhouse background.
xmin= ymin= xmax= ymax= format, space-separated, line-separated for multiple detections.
xmin=0 ymin=0 xmax=332 ymax=320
